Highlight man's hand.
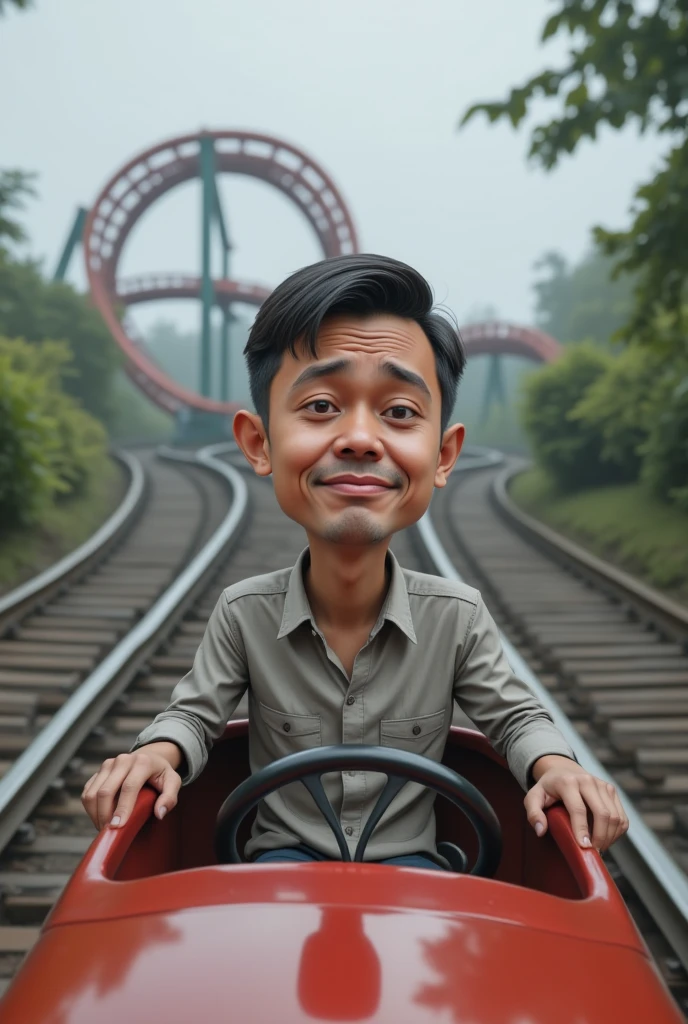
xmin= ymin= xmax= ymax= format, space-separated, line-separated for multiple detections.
xmin=81 ymin=742 xmax=183 ymax=831
xmin=525 ymin=755 xmax=629 ymax=852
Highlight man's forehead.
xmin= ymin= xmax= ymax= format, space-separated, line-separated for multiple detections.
xmin=288 ymin=313 xmax=436 ymax=370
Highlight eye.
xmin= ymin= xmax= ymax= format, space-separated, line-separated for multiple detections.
xmin=383 ymin=405 xmax=416 ymax=421
xmin=305 ymin=399 xmax=337 ymax=414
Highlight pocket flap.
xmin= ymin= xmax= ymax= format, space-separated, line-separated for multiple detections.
xmin=259 ymin=701 xmax=321 ymax=738
xmin=380 ymin=708 xmax=446 ymax=741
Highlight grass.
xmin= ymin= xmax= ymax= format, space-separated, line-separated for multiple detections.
xmin=0 ymin=459 xmax=126 ymax=596
xmin=509 ymin=467 xmax=688 ymax=605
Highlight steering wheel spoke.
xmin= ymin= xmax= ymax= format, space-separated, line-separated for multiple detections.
xmin=300 ymin=773 xmax=352 ymax=862
xmin=354 ymin=775 xmax=407 ymax=862
xmin=215 ymin=745 xmax=502 ymax=876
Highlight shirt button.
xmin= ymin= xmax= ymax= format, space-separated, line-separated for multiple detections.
xmin=283 ymin=723 xmax=291 ymax=732
xmin=346 ymin=695 xmax=355 ymax=705
xmin=412 ymin=725 xmax=421 ymax=736
xmin=344 ymin=826 xmax=354 ymax=836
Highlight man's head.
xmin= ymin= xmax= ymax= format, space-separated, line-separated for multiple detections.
xmin=234 ymin=254 xmax=466 ymax=547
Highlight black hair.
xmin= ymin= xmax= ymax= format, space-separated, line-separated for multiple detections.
xmin=244 ymin=253 xmax=466 ymax=433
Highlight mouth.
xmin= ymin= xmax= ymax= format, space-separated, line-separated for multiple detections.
xmin=317 ymin=474 xmax=397 ymax=496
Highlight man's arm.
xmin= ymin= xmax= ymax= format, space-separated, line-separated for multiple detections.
xmin=453 ymin=594 xmax=628 ymax=851
xmin=82 ymin=591 xmax=248 ymax=830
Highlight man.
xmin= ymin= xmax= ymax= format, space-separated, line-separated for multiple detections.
xmin=82 ymin=254 xmax=628 ymax=867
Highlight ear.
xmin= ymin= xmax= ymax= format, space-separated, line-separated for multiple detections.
xmin=233 ymin=410 xmax=272 ymax=477
xmin=434 ymin=422 xmax=464 ymax=488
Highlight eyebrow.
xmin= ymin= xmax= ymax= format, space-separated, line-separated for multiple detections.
xmin=289 ymin=357 xmax=431 ymax=399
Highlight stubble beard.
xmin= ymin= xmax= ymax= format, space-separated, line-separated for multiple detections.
xmin=322 ymin=508 xmax=388 ymax=545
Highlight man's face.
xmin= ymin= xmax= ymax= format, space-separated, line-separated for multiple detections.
xmin=240 ymin=313 xmax=463 ymax=546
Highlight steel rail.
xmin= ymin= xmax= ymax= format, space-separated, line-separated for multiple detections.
xmin=416 ymin=456 xmax=688 ymax=970
xmin=491 ymin=462 xmax=688 ymax=636
xmin=0 ymin=452 xmax=146 ymax=629
xmin=0 ymin=442 xmax=248 ymax=854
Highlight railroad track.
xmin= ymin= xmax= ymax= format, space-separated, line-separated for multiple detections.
xmin=429 ymin=453 xmax=688 ymax=1015
xmin=0 ymin=445 xmax=685 ymax=1018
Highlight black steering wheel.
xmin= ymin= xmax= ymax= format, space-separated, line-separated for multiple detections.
xmin=215 ymin=745 xmax=502 ymax=877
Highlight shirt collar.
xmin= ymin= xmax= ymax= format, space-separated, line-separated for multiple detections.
xmin=277 ymin=547 xmax=417 ymax=644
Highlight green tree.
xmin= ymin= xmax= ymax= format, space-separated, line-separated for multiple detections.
xmin=0 ymin=336 xmax=107 ymax=528
xmin=0 ymin=251 xmax=120 ymax=422
xmin=0 ymin=170 xmax=36 ymax=250
xmin=534 ymin=249 xmax=634 ymax=344
xmin=520 ymin=343 xmax=636 ymax=491
xmin=461 ymin=0 xmax=688 ymax=347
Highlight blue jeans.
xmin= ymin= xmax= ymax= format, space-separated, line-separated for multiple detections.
xmin=254 ymin=844 xmax=444 ymax=870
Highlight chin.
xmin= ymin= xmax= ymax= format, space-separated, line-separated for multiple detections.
xmin=321 ymin=510 xmax=389 ymax=546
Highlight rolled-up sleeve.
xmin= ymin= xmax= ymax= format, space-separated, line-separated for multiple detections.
xmin=132 ymin=591 xmax=248 ymax=784
xmin=453 ymin=594 xmax=576 ymax=790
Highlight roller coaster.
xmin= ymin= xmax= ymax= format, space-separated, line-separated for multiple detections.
xmin=54 ymin=129 xmax=562 ymax=431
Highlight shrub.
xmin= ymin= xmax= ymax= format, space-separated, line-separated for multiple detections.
xmin=641 ymin=359 xmax=688 ymax=510
xmin=570 ymin=345 xmax=659 ymax=482
xmin=520 ymin=344 xmax=624 ymax=491
xmin=0 ymin=353 xmax=59 ymax=528
xmin=0 ymin=337 xmax=108 ymax=527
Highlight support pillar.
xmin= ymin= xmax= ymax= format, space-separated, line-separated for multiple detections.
xmin=479 ymin=354 xmax=507 ymax=426
xmin=199 ymin=135 xmax=216 ymax=398
xmin=53 ymin=207 xmax=88 ymax=281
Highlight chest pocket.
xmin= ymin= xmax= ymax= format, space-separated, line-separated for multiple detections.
xmin=380 ymin=708 xmax=447 ymax=755
xmin=259 ymin=702 xmax=322 ymax=758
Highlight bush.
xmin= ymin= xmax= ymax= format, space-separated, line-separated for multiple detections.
xmin=0 ymin=251 xmax=120 ymax=424
xmin=520 ymin=344 xmax=627 ymax=491
xmin=641 ymin=359 xmax=688 ymax=510
xmin=0 ymin=354 xmax=60 ymax=528
xmin=570 ymin=345 xmax=659 ymax=481
xmin=0 ymin=337 xmax=108 ymax=528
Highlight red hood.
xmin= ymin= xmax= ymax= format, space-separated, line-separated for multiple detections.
xmin=2 ymin=900 xmax=680 ymax=1024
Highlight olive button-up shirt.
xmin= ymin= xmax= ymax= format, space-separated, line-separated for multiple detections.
xmin=133 ymin=549 xmax=575 ymax=861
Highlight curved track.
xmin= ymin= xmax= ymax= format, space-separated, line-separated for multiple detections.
xmin=0 ymin=450 xmax=685 ymax=1017
xmin=430 ymin=456 xmax=688 ymax=1014
xmin=84 ymin=130 xmax=359 ymax=415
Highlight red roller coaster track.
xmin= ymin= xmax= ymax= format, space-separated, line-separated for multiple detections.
xmin=84 ymin=130 xmax=359 ymax=415
xmin=83 ymin=130 xmax=560 ymax=416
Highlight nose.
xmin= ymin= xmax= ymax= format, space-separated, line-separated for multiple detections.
xmin=333 ymin=405 xmax=384 ymax=461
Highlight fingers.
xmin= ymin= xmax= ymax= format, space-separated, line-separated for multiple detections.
xmin=107 ymin=760 xmax=161 ymax=829
xmin=81 ymin=751 xmax=181 ymax=831
xmin=524 ymin=783 xmax=549 ymax=837
xmin=152 ymin=768 xmax=182 ymax=821
xmin=556 ymin=780 xmax=592 ymax=849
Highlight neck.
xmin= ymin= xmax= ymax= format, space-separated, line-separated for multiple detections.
xmin=304 ymin=537 xmax=391 ymax=632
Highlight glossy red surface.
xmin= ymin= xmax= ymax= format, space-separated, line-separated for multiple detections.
xmin=2 ymin=727 xmax=682 ymax=1023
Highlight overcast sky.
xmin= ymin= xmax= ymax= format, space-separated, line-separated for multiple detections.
xmin=1 ymin=0 xmax=667 ymax=335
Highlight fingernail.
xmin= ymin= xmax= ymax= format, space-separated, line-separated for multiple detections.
xmin=110 ymin=816 xmax=121 ymax=827
xmin=581 ymin=836 xmax=591 ymax=847
xmin=158 ymin=806 xmax=167 ymax=819
xmin=534 ymin=822 xmax=544 ymax=836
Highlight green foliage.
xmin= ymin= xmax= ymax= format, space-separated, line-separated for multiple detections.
xmin=0 ymin=337 xmax=107 ymax=530
xmin=0 ymin=351 xmax=59 ymax=529
xmin=569 ymin=344 xmax=658 ymax=479
xmin=0 ymin=170 xmax=36 ymax=250
xmin=520 ymin=344 xmax=634 ymax=491
xmin=533 ymin=249 xmax=634 ymax=344
xmin=0 ymin=250 xmax=120 ymax=422
xmin=461 ymin=0 xmax=688 ymax=348
xmin=641 ymin=359 xmax=688 ymax=510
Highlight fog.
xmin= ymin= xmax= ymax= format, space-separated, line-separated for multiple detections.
xmin=1 ymin=0 xmax=667 ymax=336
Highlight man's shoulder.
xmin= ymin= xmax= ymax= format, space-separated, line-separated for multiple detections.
xmin=401 ymin=566 xmax=480 ymax=607
xmin=221 ymin=566 xmax=292 ymax=606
